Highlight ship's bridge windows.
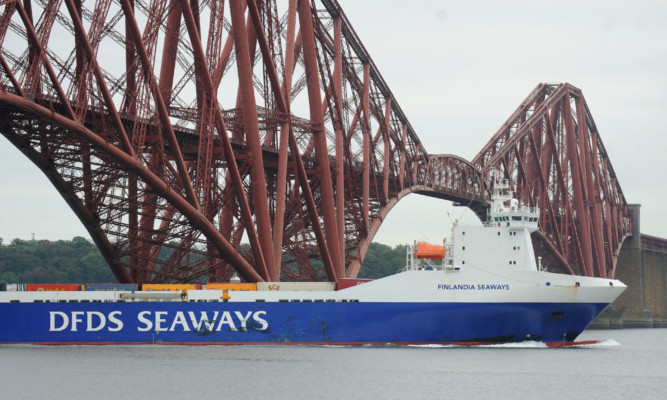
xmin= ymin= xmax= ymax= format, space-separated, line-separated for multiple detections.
xmin=512 ymin=216 xmax=522 ymax=221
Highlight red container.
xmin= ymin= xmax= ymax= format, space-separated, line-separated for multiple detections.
xmin=24 ymin=283 xmax=80 ymax=291
xmin=337 ymin=278 xmax=372 ymax=290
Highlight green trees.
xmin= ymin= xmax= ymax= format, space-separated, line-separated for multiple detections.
xmin=357 ymin=243 xmax=409 ymax=279
xmin=0 ymin=237 xmax=114 ymax=283
xmin=0 ymin=237 xmax=408 ymax=283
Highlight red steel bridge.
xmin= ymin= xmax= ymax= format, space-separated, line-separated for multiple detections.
xmin=0 ymin=0 xmax=632 ymax=283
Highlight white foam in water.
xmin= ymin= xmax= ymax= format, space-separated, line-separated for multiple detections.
xmin=583 ymin=338 xmax=622 ymax=347
xmin=475 ymin=341 xmax=548 ymax=349
xmin=406 ymin=342 xmax=548 ymax=349
xmin=318 ymin=339 xmax=624 ymax=349
xmin=408 ymin=339 xmax=622 ymax=349
xmin=474 ymin=339 xmax=623 ymax=349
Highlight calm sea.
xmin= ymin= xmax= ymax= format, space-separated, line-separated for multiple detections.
xmin=1 ymin=329 xmax=665 ymax=400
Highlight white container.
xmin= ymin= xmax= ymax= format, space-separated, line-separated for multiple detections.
xmin=256 ymin=282 xmax=335 ymax=291
xmin=6 ymin=284 xmax=23 ymax=292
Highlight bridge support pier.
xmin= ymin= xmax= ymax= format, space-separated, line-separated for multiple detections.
xmin=615 ymin=204 xmax=645 ymax=312
xmin=592 ymin=204 xmax=667 ymax=328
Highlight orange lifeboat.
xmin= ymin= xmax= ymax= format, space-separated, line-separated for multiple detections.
xmin=414 ymin=241 xmax=446 ymax=260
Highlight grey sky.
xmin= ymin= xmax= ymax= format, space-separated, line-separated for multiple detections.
xmin=1 ymin=0 xmax=665 ymax=246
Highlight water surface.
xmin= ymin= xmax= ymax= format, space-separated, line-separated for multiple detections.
xmin=1 ymin=329 xmax=665 ymax=399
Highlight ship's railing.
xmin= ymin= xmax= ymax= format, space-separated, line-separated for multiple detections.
xmin=492 ymin=206 xmax=540 ymax=215
xmin=402 ymin=245 xmax=448 ymax=272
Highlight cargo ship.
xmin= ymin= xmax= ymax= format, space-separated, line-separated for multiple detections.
xmin=0 ymin=178 xmax=626 ymax=346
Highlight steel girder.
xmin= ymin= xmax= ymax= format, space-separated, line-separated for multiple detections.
xmin=472 ymin=83 xmax=632 ymax=278
xmin=0 ymin=0 xmax=486 ymax=283
xmin=0 ymin=1 xmax=631 ymax=283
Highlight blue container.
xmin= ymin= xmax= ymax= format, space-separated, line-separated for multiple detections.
xmin=83 ymin=284 xmax=138 ymax=292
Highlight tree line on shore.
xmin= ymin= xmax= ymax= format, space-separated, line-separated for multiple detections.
xmin=0 ymin=237 xmax=408 ymax=284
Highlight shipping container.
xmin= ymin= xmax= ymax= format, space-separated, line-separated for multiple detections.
xmin=205 ymin=283 xmax=257 ymax=291
xmin=6 ymin=284 xmax=23 ymax=292
xmin=256 ymin=282 xmax=335 ymax=291
xmin=141 ymin=284 xmax=200 ymax=292
xmin=24 ymin=283 xmax=80 ymax=292
xmin=414 ymin=241 xmax=446 ymax=260
xmin=118 ymin=291 xmax=182 ymax=301
xmin=336 ymin=278 xmax=372 ymax=290
xmin=83 ymin=283 xmax=139 ymax=291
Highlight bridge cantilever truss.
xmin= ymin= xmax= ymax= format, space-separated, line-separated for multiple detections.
xmin=473 ymin=83 xmax=632 ymax=278
xmin=0 ymin=0 xmax=631 ymax=283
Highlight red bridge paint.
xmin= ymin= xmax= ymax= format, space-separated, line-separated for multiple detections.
xmin=0 ymin=2 xmax=632 ymax=285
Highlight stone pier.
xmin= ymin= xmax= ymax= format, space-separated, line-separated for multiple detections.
xmin=590 ymin=204 xmax=667 ymax=329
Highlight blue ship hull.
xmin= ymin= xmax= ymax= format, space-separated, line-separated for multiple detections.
xmin=0 ymin=301 xmax=608 ymax=344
